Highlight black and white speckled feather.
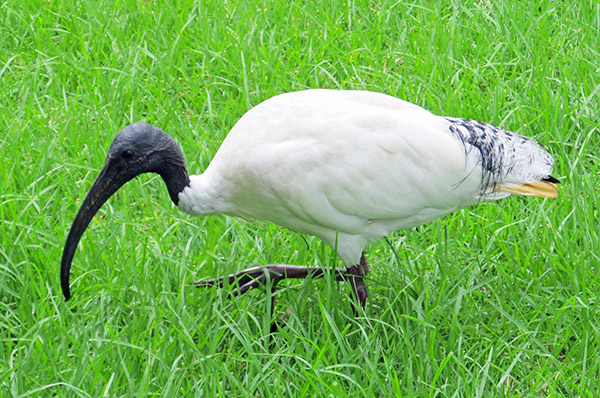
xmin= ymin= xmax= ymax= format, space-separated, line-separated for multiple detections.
xmin=445 ymin=117 xmax=555 ymax=195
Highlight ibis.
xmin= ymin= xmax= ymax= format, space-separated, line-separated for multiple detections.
xmin=61 ymin=89 xmax=560 ymax=310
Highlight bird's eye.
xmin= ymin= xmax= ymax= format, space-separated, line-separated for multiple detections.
xmin=122 ymin=149 xmax=134 ymax=159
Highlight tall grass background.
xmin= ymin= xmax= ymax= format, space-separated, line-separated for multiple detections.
xmin=1 ymin=0 xmax=599 ymax=396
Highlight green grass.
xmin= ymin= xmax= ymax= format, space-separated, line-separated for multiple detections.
xmin=1 ymin=0 xmax=599 ymax=396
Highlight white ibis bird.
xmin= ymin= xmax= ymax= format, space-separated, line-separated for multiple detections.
xmin=61 ymin=89 xmax=560 ymax=309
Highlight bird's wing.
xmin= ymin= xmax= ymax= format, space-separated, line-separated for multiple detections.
xmin=211 ymin=91 xmax=482 ymax=231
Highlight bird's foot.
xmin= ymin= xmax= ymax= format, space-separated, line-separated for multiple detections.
xmin=194 ymin=253 xmax=370 ymax=312
xmin=193 ymin=264 xmax=326 ymax=297
xmin=195 ymin=264 xmax=325 ymax=333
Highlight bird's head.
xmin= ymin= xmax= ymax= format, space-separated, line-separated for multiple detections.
xmin=60 ymin=122 xmax=190 ymax=301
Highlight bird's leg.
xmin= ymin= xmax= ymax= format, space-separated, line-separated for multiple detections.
xmin=195 ymin=264 xmax=323 ymax=333
xmin=268 ymin=282 xmax=279 ymax=334
xmin=340 ymin=253 xmax=369 ymax=313
xmin=194 ymin=264 xmax=328 ymax=297
xmin=194 ymin=253 xmax=370 ymax=311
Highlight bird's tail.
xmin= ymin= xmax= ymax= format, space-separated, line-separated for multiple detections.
xmin=445 ymin=117 xmax=560 ymax=200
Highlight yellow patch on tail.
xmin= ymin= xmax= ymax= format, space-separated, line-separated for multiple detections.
xmin=499 ymin=181 xmax=559 ymax=198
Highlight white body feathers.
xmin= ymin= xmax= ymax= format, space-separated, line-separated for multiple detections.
xmin=179 ymin=90 xmax=556 ymax=266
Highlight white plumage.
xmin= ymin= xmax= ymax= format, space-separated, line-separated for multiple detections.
xmin=178 ymin=89 xmax=557 ymax=267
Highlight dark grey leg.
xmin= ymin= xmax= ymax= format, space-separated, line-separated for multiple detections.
xmin=342 ymin=254 xmax=369 ymax=312
xmin=194 ymin=253 xmax=370 ymax=310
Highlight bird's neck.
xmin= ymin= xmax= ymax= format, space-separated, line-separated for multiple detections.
xmin=157 ymin=162 xmax=190 ymax=206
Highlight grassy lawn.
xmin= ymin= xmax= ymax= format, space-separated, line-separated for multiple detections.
xmin=1 ymin=0 xmax=599 ymax=396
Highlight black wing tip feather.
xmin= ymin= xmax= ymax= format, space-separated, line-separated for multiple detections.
xmin=543 ymin=175 xmax=561 ymax=184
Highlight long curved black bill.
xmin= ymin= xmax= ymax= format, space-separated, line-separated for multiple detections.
xmin=61 ymin=159 xmax=132 ymax=301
